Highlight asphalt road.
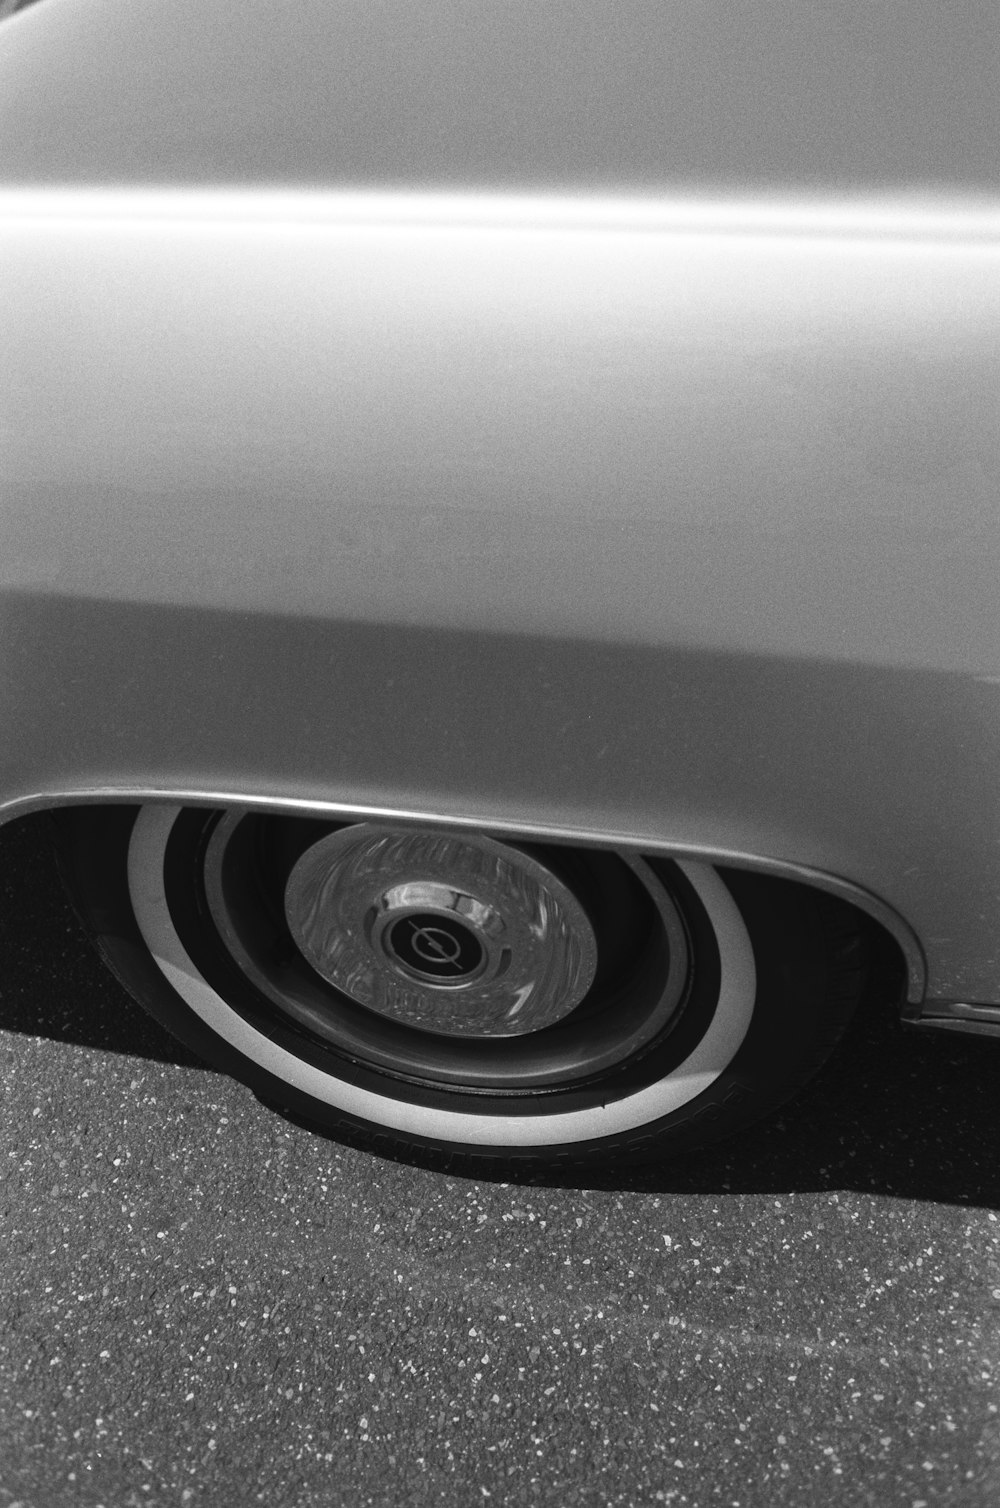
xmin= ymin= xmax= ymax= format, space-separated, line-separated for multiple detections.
xmin=1 ymin=812 xmax=999 ymax=1507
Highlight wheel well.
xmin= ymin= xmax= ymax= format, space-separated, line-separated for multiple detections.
xmin=18 ymin=798 xmax=920 ymax=1017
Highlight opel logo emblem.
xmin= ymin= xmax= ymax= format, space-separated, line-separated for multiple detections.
xmin=385 ymin=911 xmax=485 ymax=980
xmin=405 ymin=921 xmax=464 ymax=967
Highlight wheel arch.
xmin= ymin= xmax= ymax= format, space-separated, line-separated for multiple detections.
xmin=21 ymin=786 xmax=924 ymax=1007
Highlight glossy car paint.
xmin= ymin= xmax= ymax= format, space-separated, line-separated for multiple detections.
xmin=1 ymin=0 xmax=999 ymax=1013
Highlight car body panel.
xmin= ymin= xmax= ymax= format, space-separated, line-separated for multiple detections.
xmin=1 ymin=0 xmax=997 ymax=195
xmin=2 ymin=0 xmax=999 ymax=1015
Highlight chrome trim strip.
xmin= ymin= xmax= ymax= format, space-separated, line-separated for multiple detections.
xmin=3 ymin=785 xmax=928 ymax=1004
xmin=903 ymin=998 xmax=1000 ymax=1038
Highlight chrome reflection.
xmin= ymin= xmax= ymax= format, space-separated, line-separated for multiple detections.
xmin=3 ymin=187 xmax=999 ymax=243
xmin=283 ymin=824 xmax=599 ymax=1037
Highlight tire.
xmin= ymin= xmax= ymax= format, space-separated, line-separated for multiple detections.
xmin=51 ymin=803 xmax=868 ymax=1173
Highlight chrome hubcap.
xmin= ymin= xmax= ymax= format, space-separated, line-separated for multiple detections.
xmin=283 ymin=825 xmax=599 ymax=1037
xmin=199 ymin=809 xmax=690 ymax=1088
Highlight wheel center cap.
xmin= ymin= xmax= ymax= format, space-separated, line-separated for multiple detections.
xmin=383 ymin=912 xmax=487 ymax=982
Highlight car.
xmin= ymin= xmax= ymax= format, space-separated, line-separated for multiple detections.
xmin=2 ymin=0 xmax=998 ymax=1174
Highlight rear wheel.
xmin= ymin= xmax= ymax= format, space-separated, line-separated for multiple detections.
xmin=53 ymin=803 xmax=868 ymax=1172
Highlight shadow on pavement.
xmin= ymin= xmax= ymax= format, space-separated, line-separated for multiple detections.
xmin=2 ymin=811 xmax=998 ymax=1209
xmin=0 ymin=812 xmax=204 ymax=1068
xmin=506 ymin=926 xmax=1000 ymax=1211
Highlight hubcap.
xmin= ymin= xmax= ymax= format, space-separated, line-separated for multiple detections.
xmin=282 ymin=825 xmax=599 ymax=1037
xmin=199 ymin=810 xmax=691 ymax=1089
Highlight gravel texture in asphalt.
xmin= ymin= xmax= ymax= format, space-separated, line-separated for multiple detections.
xmin=0 ymin=812 xmax=999 ymax=1506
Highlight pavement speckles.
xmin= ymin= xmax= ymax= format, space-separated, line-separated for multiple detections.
xmin=2 ymin=1030 xmax=999 ymax=1507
